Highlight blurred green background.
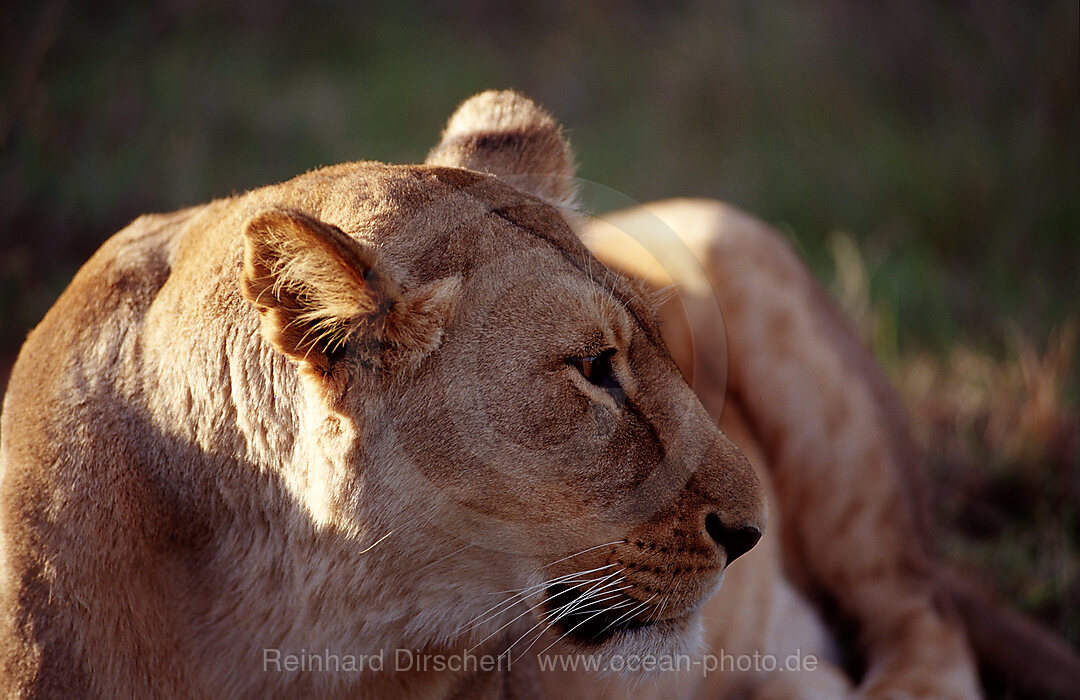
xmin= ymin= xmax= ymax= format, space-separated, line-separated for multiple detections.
xmin=1 ymin=0 xmax=1077 ymax=694
xmin=3 ymin=0 xmax=1077 ymax=357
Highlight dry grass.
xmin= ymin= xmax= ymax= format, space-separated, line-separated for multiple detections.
xmin=830 ymin=231 xmax=1080 ymax=650
xmin=901 ymin=327 xmax=1079 ymax=643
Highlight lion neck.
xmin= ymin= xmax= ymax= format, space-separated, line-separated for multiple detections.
xmin=142 ymin=320 xmax=517 ymax=696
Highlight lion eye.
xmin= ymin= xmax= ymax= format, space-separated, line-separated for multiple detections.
xmin=568 ymin=348 xmax=622 ymax=393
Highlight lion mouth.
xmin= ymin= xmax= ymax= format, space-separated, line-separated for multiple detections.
xmin=543 ymin=583 xmax=653 ymax=645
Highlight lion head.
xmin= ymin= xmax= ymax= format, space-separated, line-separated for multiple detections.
xmin=238 ymin=90 xmax=766 ymax=658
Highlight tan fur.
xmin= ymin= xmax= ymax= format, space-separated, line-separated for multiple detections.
xmin=3 ymin=90 xmax=1072 ymax=699
xmin=426 ymin=90 xmax=578 ymax=211
xmin=0 ymin=92 xmax=765 ymax=698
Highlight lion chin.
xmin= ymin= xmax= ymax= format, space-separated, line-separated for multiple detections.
xmin=539 ymin=579 xmax=717 ymax=653
xmin=587 ymin=611 xmax=705 ymax=662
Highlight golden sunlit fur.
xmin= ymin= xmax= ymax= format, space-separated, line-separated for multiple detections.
xmin=3 ymin=90 xmax=1075 ymax=699
xmin=0 ymin=91 xmax=768 ymax=698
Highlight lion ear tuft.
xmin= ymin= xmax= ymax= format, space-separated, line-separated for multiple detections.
xmin=241 ymin=209 xmax=398 ymax=377
xmin=425 ymin=90 xmax=578 ymax=209
xmin=241 ymin=209 xmax=460 ymax=380
xmin=382 ymin=276 xmax=461 ymax=366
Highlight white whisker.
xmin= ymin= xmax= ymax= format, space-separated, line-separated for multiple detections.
xmin=497 ymin=572 xmax=629 ymax=660
xmin=356 ymin=528 xmax=395 ymax=554
xmin=512 ymin=590 xmax=635 ymax=660
xmin=483 ymin=562 xmax=619 ymax=597
xmin=543 ymin=540 xmax=625 ymax=569
xmin=458 ymin=564 xmax=619 ymax=636
xmin=469 ymin=570 xmax=624 ymax=654
xmin=534 ymin=597 xmax=646 ymax=659
xmin=599 ymin=593 xmax=657 ymax=637
xmin=506 ymin=586 xmax=632 ymax=660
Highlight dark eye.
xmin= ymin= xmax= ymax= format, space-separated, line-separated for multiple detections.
xmin=568 ymin=348 xmax=622 ymax=394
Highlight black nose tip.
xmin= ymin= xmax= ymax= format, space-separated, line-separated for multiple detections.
xmin=704 ymin=513 xmax=761 ymax=564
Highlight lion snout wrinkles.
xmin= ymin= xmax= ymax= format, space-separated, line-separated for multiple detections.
xmin=606 ymin=430 xmax=766 ymax=622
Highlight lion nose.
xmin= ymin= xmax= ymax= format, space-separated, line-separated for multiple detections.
xmin=704 ymin=512 xmax=761 ymax=564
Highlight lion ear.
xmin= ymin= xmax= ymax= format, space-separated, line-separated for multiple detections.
xmin=241 ymin=209 xmax=395 ymax=377
xmin=425 ymin=90 xmax=578 ymax=209
xmin=241 ymin=209 xmax=457 ymax=379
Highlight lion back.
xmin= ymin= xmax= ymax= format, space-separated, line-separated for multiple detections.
xmin=0 ymin=205 xmax=206 ymax=695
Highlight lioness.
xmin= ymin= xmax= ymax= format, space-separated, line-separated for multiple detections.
xmin=1 ymin=91 xmax=1076 ymax=699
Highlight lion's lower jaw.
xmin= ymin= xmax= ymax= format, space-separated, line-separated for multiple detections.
xmin=552 ymin=609 xmax=706 ymax=673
